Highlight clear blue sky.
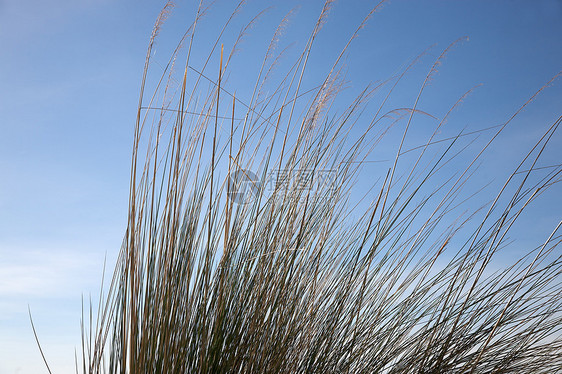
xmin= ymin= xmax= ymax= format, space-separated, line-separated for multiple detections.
xmin=0 ymin=1 xmax=561 ymax=373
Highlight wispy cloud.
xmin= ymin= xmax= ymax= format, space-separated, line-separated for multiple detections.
xmin=0 ymin=246 xmax=107 ymax=374
xmin=0 ymin=248 xmax=101 ymax=298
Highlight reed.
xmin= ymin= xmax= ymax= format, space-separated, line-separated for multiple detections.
xmin=42 ymin=1 xmax=562 ymax=373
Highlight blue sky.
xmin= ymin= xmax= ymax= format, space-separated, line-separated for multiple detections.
xmin=0 ymin=1 xmax=561 ymax=373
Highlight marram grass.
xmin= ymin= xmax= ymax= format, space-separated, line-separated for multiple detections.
xmin=35 ymin=1 xmax=562 ymax=373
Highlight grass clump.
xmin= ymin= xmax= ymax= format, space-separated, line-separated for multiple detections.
xmin=43 ymin=1 xmax=562 ymax=373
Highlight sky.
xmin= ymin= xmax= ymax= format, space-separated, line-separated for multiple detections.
xmin=0 ymin=0 xmax=561 ymax=373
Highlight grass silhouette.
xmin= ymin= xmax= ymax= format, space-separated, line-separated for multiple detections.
xmin=34 ymin=1 xmax=562 ymax=373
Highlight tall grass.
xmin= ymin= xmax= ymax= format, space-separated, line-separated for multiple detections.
xmin=57 ymin=1 xmax=562 ymax=373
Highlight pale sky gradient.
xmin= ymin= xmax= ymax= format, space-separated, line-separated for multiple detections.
xmin=1 ymin=1 xmax=561 ymax=373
